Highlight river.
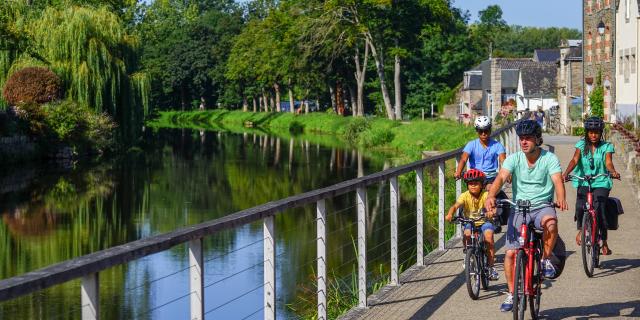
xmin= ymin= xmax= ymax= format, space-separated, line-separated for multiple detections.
xmin=0 ymin=128 xmax=443 ymax=319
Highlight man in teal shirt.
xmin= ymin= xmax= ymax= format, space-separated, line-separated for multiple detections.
xmin=485 ymin=120 xmax=567 ymax=312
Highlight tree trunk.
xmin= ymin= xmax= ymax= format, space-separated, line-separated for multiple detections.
xmin=329 ymin=84 xmax=336 ymax=113
xmin=305 ymin=89 xmax=310 ymax=114
xmin=348 ymin=84 xmax=356 ymax=117
xmin=288 ymin=79 xmax=295 ymax=114
xmin=262 ymin=88 xmax=268 ymax=112
xmin=242 ymin=95 xmax=248 ymax=112
xmin=354 ymin=43 xmax=369 ymax=117
xmin=394 ymin=48 xmax=402 ymax=120
xmin=269 ymin=91 xmax=275 ymax=112
xmin=274 ymin=83 xmax=281 ymax=112
xmin=199 ymin=96 xmax=205 ymax=110
xmin=253 ymin=96 xmax=257 ymax=112
xmin=336 ymin=82 xmax=344 ymax=115
xmin=366 ymin=34 xmax=394 ymax=119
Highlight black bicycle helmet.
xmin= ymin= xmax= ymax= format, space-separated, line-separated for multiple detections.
xmin=515 ymin=120 xmax=542 ymax=138
xmin=584 ymin=116 xmax=605 ymax=131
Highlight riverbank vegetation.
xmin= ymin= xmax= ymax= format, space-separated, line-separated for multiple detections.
xmin=148 ymin=110 xmax=477 ymax=162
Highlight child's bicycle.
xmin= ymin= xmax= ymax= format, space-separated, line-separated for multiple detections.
xmin=453 ymin=209 xmax=491 ymax=300
xmin=497 ymin=199 xmax=551 ymax=320
xmin=567 ymin=172 xmax=618 ymax=277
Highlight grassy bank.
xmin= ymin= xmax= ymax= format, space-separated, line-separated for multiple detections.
xmin=148 ymin=110 xmax=476 ymax=162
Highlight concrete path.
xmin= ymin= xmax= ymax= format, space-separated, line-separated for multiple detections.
xmin=343 ymin=135 xmax=640 ymax=319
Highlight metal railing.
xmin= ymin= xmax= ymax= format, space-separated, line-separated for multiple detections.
xmin=0 ymin=122 xmax=519 ymax=320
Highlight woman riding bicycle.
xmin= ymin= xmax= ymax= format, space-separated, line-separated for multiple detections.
xmin=562 ymin=116 xmax=620 ymax=255
xmin=455 ymin=116 xmax=506 ymax=189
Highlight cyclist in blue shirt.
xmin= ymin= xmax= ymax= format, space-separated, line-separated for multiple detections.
xmin=455 ymin=116 xmax=507 ymax=189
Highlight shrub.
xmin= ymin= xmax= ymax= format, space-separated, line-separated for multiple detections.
xmin=359 ymin=127 xmax=394 ymax=147
xmin=289 ymin=120 xmax=304 ymax=134
xmin=44 ymin=101 xmax=116 ymax=152
xmin=2 ymin=67 xmax=62 ymax=105
xmin=343 ymin=117 xmax=370 ymax=144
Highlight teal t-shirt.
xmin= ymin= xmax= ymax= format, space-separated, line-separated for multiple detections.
xmin=571 ymin=139 xmax=615 ymax=189
xmin=502 ymin=150 xmax=562 ymax=204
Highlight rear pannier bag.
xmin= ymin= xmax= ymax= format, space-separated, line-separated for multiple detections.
xmin=605 ymin=197 xmax=624 ymax=231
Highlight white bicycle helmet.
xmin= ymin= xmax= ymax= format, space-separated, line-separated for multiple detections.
xmin=474 ymin=116 xmax=492 ymax=130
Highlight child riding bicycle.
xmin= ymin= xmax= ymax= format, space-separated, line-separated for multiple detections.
xmin=562 ymin=116 xmax=620 ymax=255
xmin=485 ymin=120 xmax=568 ymax=312
xmin=446 ymin=169 xmax=500 ymax=281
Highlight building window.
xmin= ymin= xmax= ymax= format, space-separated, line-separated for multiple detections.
xmin=632 ymin=52 xmax=637 ymax=74
xmin=605 ymin=0 xmax=611 ymax=8
xmin=620 ymin=51 xmax=624 ymax=75
xmin=625 ymin=55 xmax=630 ymax=83
xmin=626 ymin=0 xmax=631 ymax=20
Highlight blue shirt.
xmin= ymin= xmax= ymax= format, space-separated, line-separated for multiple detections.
xmin=463 ymin=138 xmax=506 ymax=177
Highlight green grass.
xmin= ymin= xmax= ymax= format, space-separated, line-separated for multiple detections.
xmin=147 ymin=110 xmax=476 ymax=162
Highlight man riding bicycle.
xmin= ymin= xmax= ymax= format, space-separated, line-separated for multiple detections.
xmin=484 ymin=120 xmax=568 ymax=312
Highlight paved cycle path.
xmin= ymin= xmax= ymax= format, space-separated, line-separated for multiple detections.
xmin=343 ymin=135 xmax=640 ymax=319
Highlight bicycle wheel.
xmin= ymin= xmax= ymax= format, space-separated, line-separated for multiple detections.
xmin=465 ymin=248 xmax=480 ymax=300
xmin=513 ymin=250 xmax=527 ymax=320
xmin=581 ymin=213 xmax=595 ymax=277
xmin=528 ymin=242 xmax=542 ymax=319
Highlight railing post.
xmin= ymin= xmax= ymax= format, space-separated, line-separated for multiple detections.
xmin=390 ymin=176 xmax=399 ymax=286
xmin=438 ymin=161 xmax=445 ymax=250
xmin=454 ymin=156 xmax=462 ymax=238
xmin=416 ymin=169 xmax=424 ymax=266
xmin=189 ymin=239 xmax=204 ymax=320
xmin=264 ymin=216 xmax=275 ymax=320
xmin=81 ymin=273 xmax=99 ymax=320
xmin=316 ymin=200 xmax=327 ymax=320
xmin=356 ymin=187 xmax=367 ymax=308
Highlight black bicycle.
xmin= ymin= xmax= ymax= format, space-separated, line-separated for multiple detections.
xmin=454 ymin=209 xmax=491 ymax=300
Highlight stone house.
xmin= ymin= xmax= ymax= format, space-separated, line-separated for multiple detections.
xmin=459 ymin=68 xmax=483 ymax=124
xmin=584 ymin=0 xmax=616 ymax=120
xmin=558 ymin=40 xmax=584 ymax=133
xmin=615 ymin=0 xmax=639 ymax=125
xmin=516 ymin=64 xmax=559 ymax=113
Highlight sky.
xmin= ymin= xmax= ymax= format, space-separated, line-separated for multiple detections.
xmin=452 ymin=0 xmax=582 ymax=30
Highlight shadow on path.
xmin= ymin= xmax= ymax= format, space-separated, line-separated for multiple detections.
xmin=541 ymin=300 xmax=640 ymax=319
xmin=592 ymin=258 xmax=640 ymax=278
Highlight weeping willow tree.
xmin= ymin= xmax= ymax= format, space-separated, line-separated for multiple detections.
xmin=0 ymin=2 xmax=150 ymax=141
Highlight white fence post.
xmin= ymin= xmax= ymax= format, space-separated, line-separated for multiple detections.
xmin=81 ymin=273 xmax=99 ymax=320
xmin=189 ymin=239 xmax=204 ymax=320
xmin=317 ymin=200 xmax=327 ymax=320
xmin=264 ymin=216 xmax=275 ymax=320
xmin=416 ymin=169 xmax=424 ymax=266
xmin=390 ymin=177 xmax=399 ymax=286
xmin=438 ymin=161 xmax=445 ymax=250
xmin=454 ymin=156 xmax=462 ymax=238
xmin=356 ymin=187 xmax=367 ymax=308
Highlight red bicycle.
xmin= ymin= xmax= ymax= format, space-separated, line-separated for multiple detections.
xmin=567 ymin=173 xmax=617 ymax=277
xmin=497 ymin=199 xmax=547 ymax=320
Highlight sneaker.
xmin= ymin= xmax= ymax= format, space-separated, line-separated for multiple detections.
xmin=488 ymin=266 xmax=500 ymax=281
xmin=500 ymin=293 xmax=513 ymax=312
xmin=542 ymin=258 xmax=556 ymax=278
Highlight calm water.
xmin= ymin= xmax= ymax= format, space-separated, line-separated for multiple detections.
xmin=0 ymin=128 xmax=443 ymax=319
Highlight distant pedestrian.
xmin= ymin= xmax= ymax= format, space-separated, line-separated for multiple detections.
xmin=535 ymin=107 xmax=545 ymax=130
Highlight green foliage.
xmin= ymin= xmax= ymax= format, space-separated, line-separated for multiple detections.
xmin=2 ymin=67 xmax=61 ymax=105
xmin=343 ymin=117 xmax=371 ymax=144
xmin=589 ymin=86 xmax=604 ymax=118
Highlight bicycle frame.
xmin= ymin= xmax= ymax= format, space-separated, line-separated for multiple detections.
xmin=516 ymin=205 xmax=542 ymax=296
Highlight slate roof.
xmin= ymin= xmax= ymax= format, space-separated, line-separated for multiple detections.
xmin=501 ymin=70 xmax=519 ymax=88
xmin=534 ymin=49 xmax=561 ymax=62
xmin=493 ymin=58 xmax=556 ymax=70
xmin=520 ymin=64 xmax=557 ymax=96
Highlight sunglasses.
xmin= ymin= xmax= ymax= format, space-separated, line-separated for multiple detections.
xmin=476 ymin=129 xmax=491 ymax=135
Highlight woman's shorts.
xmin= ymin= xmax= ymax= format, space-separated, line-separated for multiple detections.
xmin=463 ymin=221 xmax=495 ymax=233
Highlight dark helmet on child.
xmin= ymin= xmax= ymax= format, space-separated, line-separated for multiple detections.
xmin=584 ymin=116 xmax=605 ymax=132
xmin=463 ymin=169 xmax=486 ymax=184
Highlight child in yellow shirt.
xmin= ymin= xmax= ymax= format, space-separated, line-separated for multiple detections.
xmin=446 ymin=169 xmax=499 ymax=280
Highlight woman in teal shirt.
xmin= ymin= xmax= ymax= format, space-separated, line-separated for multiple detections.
xmin=563 ymin=117 xmax=620 ymax=255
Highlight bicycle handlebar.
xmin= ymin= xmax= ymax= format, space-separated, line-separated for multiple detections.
xmin=567 ymin=173 xmax=612 ymax=182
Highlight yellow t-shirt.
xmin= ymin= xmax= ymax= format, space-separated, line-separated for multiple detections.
xmin=456 ymin=191 xmax=488 ymax=226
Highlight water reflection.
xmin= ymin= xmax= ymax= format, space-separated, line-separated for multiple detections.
xmin=0 ymin=129 xmax=433 ymax=319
